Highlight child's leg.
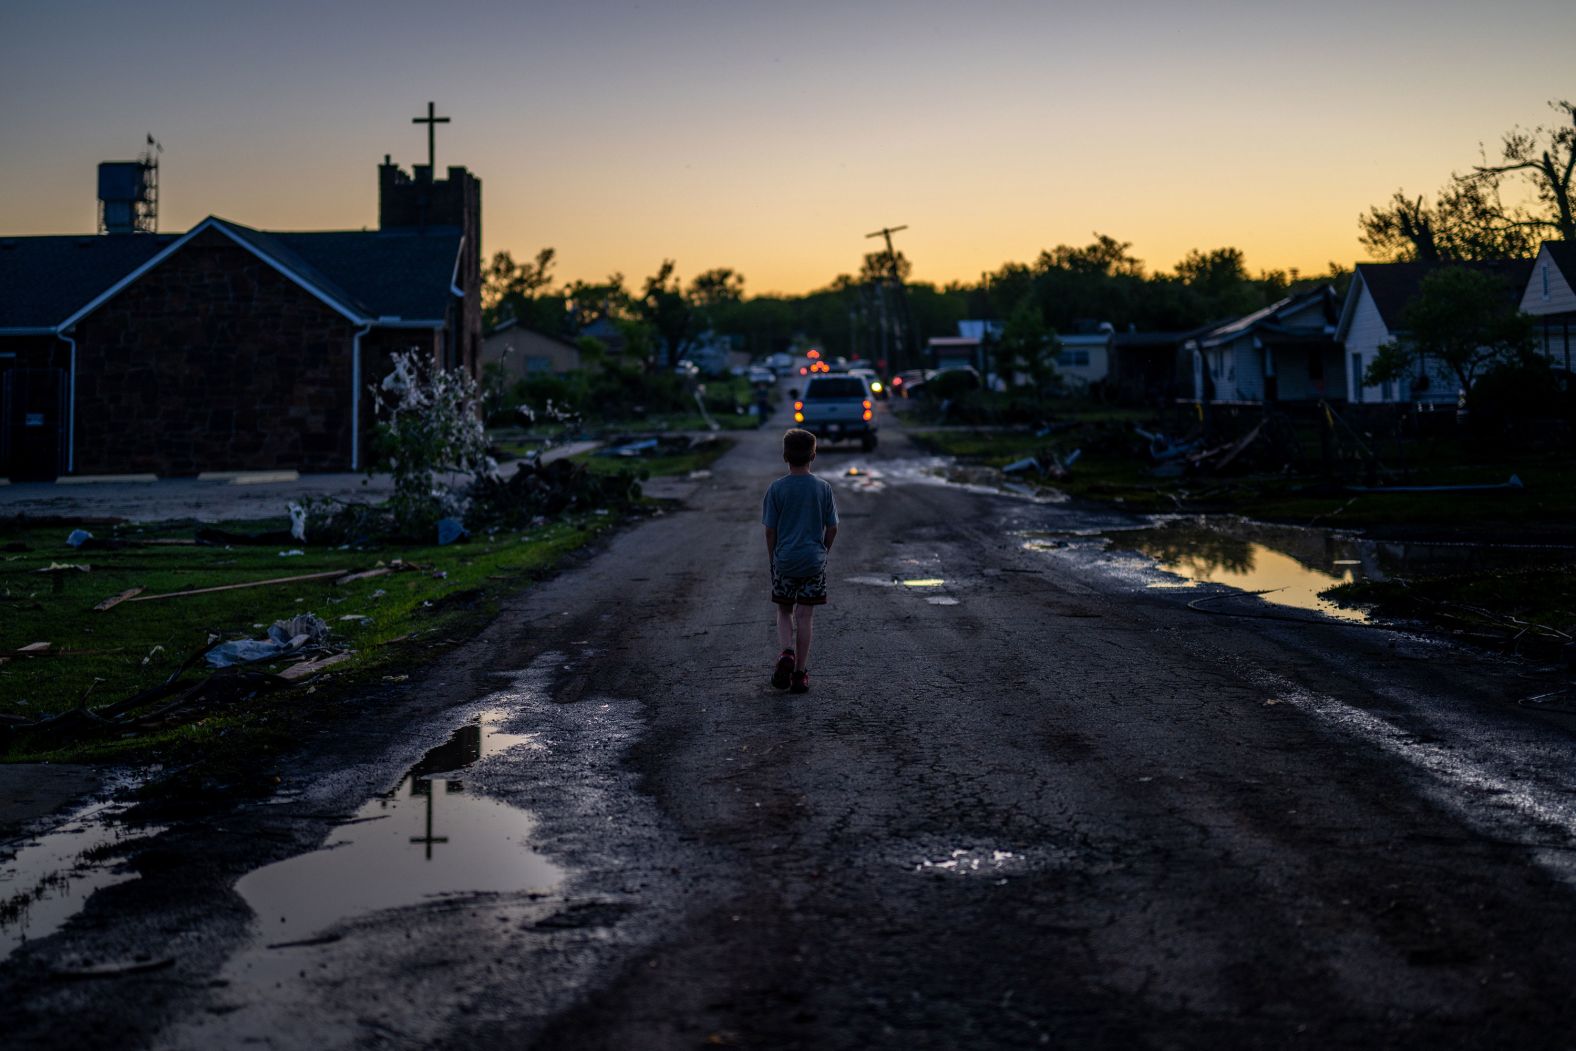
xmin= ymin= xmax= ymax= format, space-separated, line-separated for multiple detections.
xmin=792 ymin=604 xmax=814 ymax=670
xmin=776 ymin=603 xmax=795 ymax=652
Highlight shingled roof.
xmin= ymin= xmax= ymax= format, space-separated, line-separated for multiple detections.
xmin=1 ymin=218 xmax=462 ymax=333
xmin=0 ymin=234 xmax=175 ymax=330
xmin=1348 ymin=259 xmax=1534 ymax=332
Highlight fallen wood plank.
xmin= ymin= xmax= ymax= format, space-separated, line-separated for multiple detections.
xmin=124 ymin=570 xmax=347 ymax=603
xmin=277 ymin=652 xmax=355 ymax=681
xmin=335 ymin=567 xmax=392 ymax=586
xmin=94 ymin=586 xmax=146 ymax=612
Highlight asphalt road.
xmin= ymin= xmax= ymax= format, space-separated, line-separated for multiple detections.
xmin=7 ymin=411 xmax=1576 ymax=1050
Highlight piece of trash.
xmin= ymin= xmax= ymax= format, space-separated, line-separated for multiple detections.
xmin=17 ymin=642 xmax=51 ymax=654
xmin=382 ymin=674 xmax=409 ymax=683
xmin=431 ymin=570 xmax=448 ymax=580
xmin=338 ymin=614 xmax=370 ymax=623
xmin=436 ymin=518 xmax=468 ymax=546
xmin=205 ymin=613 xmax=332 ymax=668
xmin=37 ymin=562 xmax=90 ymax=574
xmin=1002 ymin=457 xmax=1041 ymax=476
xmin=287 ymin=501 xmax=308 ymax=542
xmin=140 ymin=644 xmax=165 ymax=667
xmin=370 ymin=588 xmax=387 ymax=599
xmin=278 ymin=652 xmax=354 ymax=681
xmin=278 ymin=549 xmax=305 ymax=558
xmin=66 ymin=529 xmax=93 ymax=548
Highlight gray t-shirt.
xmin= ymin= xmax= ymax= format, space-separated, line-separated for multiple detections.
xmin=761 ymin=473 xmax=839 ymax=577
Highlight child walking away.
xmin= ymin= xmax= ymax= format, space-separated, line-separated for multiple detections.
xmin=762 ymin=428 xmax=839 ymax=694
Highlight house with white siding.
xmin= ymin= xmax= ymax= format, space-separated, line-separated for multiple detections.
xmin=1055 ymin=323 xmax=1114 ymax=390
xmin=1335 ymin=260 xmax=1534 ymax=404
xmin=1520 ymin=242 xmax=1576 ymax=374
xmin=1186 ymin=286 xmax=1342 ymax=403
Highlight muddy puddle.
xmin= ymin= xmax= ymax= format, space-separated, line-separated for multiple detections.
xmin=1 ymin=791 xmax=161 ymax=959
xmin=831 ymin=458 xmax=1067 ymax=502
xmin=1030 ymin=518 xmax=1576 ymax=624
xmin=236 ymin=709 xmax=559 ymax=948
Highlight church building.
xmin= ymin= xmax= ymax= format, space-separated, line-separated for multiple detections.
xmin=0 ymin=148 xmax=481 ymax=481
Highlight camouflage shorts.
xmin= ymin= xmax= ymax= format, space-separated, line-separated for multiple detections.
xmin=771 ymin=566 xmax=828 ymax=606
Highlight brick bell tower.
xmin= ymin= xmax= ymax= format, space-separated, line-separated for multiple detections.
xmin=377 ymin=102 xmax=482 ymax=374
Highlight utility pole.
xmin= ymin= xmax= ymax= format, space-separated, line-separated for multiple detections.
xmin=866 ymin=225 xmax=916 ymax=373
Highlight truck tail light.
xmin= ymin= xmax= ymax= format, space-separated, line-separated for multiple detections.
xmin=794 ymin=401 xmax=803 ymax=411
xmin=862 ymin=400 xmax=872 ymax=409
xmin=863 ymin=410 xmax=873 ymax=421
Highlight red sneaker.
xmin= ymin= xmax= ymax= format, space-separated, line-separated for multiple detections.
xmin=789 ymin=670 xmax=809 ymax=694
xmin=771 ymin=649 xmax=794 ymax=689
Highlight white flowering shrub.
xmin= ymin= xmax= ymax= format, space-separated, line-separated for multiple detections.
xmin=370 ymin=350 xmax=494 ymax=537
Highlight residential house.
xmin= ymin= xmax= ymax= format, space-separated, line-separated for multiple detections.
xmin=1109 ymin=329 xmax=1197 ymax=405
xmin=1520 ymin=242 xmax=1576 ymax=374
xmin=481 ymin=318 xmax=584 ymax=381
xmin=1334 ymin=260 xmax=1533 ymax=404
xmin=1055 ymin=322 xmax=1113 ymax=390
xmin=1188 ymin=286 xmax=1342 ymax=404
xmin=0 ymin=158 xmax=480 ymax=481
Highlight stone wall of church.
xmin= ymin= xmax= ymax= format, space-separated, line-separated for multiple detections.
xmin=71 ymin=228 xmax=360 ymax=475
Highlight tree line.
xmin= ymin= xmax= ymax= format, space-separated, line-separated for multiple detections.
xmin=484 ymin=98 xmax=1571 ymax=378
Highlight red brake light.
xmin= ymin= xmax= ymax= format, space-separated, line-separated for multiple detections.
xmin=794 ymin=400 xmax=803 ymax=411
xmin=863 ymin=400 xmax=872 ymax=409
xmin=799 ymin=366 xmax=808 ymax=375
xmin=892 ymin=376 xmax=903 ymax=385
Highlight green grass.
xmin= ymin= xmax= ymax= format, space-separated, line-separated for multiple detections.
xmin=0 ymin=513 xmax=620 ymax=770
xmin=1327 ymin=565 xmax=1576 ymax=644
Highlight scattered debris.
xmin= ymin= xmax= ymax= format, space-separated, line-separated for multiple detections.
xmin=277 ymin=549 xmax=305 ymax=558
xmin=17 ymin=642 xmax=52 ymax=654
xmin=278 ymin=652 xmax=354 ymax=681
xmin=437 ymin=517 xmax=469 ymax=546
xmin=66 ymin=529 xmax=93 ymax=548
xmin=467 ymin=457 xmax=641 ymax=529
xmin=205 ymin=614 xmax=331 ymax=669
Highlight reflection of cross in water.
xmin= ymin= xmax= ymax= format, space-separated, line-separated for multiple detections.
xmin=410 ymin=780 xmax=449 ymax=860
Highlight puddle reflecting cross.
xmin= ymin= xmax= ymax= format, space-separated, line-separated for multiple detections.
xmin=410 ymin=781 xmax=450 ymax=860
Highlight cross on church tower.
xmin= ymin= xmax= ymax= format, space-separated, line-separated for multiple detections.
xmin=412 ymin=101 xmax=451 ymax=172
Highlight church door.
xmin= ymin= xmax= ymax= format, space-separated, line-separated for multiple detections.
xmin=1 ymin=368 xmax=67 ymax=481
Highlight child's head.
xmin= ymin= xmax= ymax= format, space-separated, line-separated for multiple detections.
xmin=782 ymin=428 xmax=817 ymax=467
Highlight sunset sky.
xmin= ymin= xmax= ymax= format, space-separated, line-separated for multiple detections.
xmin=2 ymin=1 xmax=1572 ymax=295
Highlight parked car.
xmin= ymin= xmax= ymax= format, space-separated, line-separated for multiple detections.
xmin=792 ymin=374 xmax=878 ymax=451
xmin=747 ymin=366 xmax=777 ymax=386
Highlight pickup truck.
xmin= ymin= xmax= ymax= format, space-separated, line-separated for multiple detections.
xmin=792 ymin=374 xmax=878 ymax=451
